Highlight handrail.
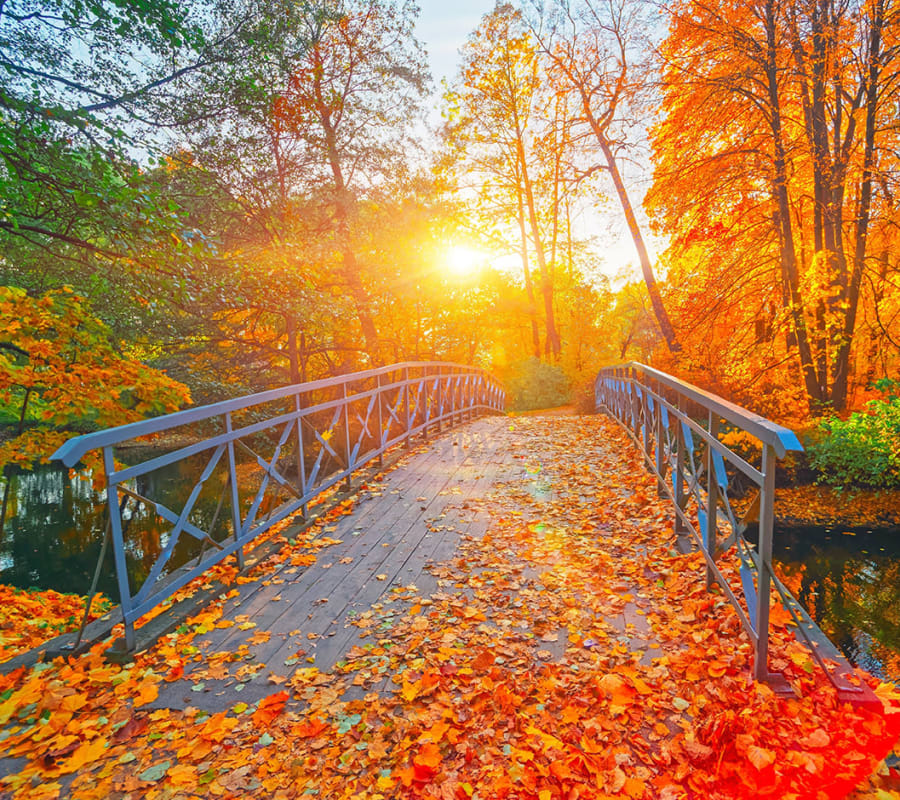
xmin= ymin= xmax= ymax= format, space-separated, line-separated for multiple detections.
xmin=595 ymin=363 xmax=859 ymax=693
xmin=52 ymin=362 xmax=505 ymax=650
xmin=53 ymin=361 xmax=487 ymax=467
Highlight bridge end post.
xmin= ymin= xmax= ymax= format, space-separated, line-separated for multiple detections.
xmin=102 ymin=446 xmax=136 ymax=651
xmin=753 ymin=443 xmax=777 ymax=683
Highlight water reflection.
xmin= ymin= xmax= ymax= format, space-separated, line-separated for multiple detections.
xmin=774 ymin=525 xmax=900 ymax=684
xmin=0 ymin=454 xmax=248 ymax=600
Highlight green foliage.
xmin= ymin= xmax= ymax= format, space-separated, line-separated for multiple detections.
xmin=806 ymin=382 xmax=900 ymax=488
xmin=504 ymin=358 xmax=570 ymax=412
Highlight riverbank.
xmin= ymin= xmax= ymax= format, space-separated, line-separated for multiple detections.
xmin=773 ymin=485 xmax=900 ymax=527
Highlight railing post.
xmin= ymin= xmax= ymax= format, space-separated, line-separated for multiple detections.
xmin=342 ymin=382 xmax=352 ymax=491
xmin=103 ymin=446 xmax=135 ymax=651
xmin=424 ymin=367 xmax=432 ymax=440
xmin=376 ymin=372 xmax=384 ymax=468
xmin=225 ymin=411 xmax=245 ymax=569
xmin=437 ymin=366 xmax=443 ymax=433
xmin=655 ymin=384 xmax=666 ymax=498
xmin=641 ymin=385 xmax=651 ymax=455
xmin=705 ymin=413 xmax=719 ymax=588
xmin=754 ymin=443 xmax=776 ymax=681
xmin=405 ymin=366 xmax=412 ymax=448
xmin=294 ymin=393 xmax=307 ymax=518
xmin=673 ymin=399 xmax=687 ymax=538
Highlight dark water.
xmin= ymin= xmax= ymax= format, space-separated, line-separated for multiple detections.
xmin=773 ymin=524 xmax=900 ymax=684
xmin=0 ymin=454 xmax=245 ymax=601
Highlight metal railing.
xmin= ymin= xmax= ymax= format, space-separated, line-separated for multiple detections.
xmin=595 ymin=362 xmax=862 ymax=692
xmin=53 ymin=362 xmax=505 ymax=650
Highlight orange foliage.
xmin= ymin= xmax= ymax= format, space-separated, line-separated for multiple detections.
xmin=0 ymin=286 xmax=190 ymax=469
xmin=0 ymin=586 xmax=112 ymax=663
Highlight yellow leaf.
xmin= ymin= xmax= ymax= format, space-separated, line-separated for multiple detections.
xmin=134 ymin=681 xmax=159 ymax=707
xmin=62 ymin=736 xmax=108 ymax=772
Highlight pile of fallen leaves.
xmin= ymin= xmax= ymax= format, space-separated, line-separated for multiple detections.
xmin=0 ymin=587 xmax=112 ymax=663
xmin=1 ymin=415 xmax=899 ymax=799
xmin=772 ymin=485 xmax=900 ymax=527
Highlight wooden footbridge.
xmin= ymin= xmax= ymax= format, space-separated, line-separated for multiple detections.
xmin=45 ymin=362 xmax=864 ymax=702
xmin=1 ymin=361 xmax=895 ymax=800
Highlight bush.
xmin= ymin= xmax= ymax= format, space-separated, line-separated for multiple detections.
xmin=806 ymin=381 xmax=900 ymax=488
xmin=504 ymin=358 xmax=571 ymax=412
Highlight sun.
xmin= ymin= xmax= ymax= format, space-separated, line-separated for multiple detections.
xmin=443 ymin=244 xmax=484 ymax=278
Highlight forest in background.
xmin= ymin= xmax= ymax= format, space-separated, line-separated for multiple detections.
xmin=1 ymin=0 xmax=898 ymax=485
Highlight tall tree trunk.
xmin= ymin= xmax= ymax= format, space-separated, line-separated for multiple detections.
xmin=516 ymin=188 xmax=542 ymax=359
xmin=764 ymin=0 xmax=823 ymax=408
xmin=832 ymin=0 xmax=884 ymax=411
xmin=514 ymin=124 xmax=561 ymax=359
xmin=286 ymin=315 xmax=300 ymax=384
xmin=597 ymin=137 xmax=679 ymax=352
xmin=319 ymin=108 xmax=380 ymax=363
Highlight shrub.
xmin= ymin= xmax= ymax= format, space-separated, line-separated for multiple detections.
xmin=504 ymin=358 xmax=571 ymax=412
xmin=806 ymin=381 xmax=900 ymax=489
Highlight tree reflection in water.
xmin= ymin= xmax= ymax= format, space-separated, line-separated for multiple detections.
xmin=774 ymin=525 xmax=900 ymax=684
xmin=0 ymin=454 xmax=287 ymax=601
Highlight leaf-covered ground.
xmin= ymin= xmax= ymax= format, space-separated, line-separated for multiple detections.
xmin=1 ymin=415 xmax=899 ymax=799
xmin=0 ymin=587 xmax=112 ymax=663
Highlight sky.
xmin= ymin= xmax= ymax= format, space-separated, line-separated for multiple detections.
xmin=412 ymin=1 xmax=656 ymax=283
xmin=415 ymin=1 xmax=493 ymax=86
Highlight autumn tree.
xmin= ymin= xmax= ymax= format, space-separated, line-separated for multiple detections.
xmin=0 ymin=0 xmax=328 ymax=347
xmin=444 ymin=3 xmax=566 ymax=360
xmin=273 ymin=0 xmax=429 ymax=363
xmin=650 ymin=0 xmax=900 ymax=413
xmin=530 ymin=0 xmax=680 ymax=353
xmin=0 ymin=287 xmax=190 ymax=466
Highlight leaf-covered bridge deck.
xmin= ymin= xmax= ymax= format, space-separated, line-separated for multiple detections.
xmin=2 ymin=414 xmax=899 ymax=799
xmin=151 ymin=415 xmax=665 ymax=713
xmin=153 ymin=419 xmax=507 ymax=710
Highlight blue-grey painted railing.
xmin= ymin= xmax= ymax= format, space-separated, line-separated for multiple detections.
xmin=596 ymin=362 xmax=862 ymax=693
xmin=53 ymin=362 xmax=505 ymax=650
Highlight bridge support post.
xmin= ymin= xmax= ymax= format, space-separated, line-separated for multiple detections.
xmin=673 ymin=402 xmax=687 ymax=539
xmin=342 ymin=383 xmax=352 ymax=491
xmin=103 ymin=446 xmax=136 ymax=651
xmin=654 ymin=384 xmax=666 ymax=499
xmin=754 ymin=443 xmax=776 ymax=682
xmin=437 ymin=366 xmax=443 ymax=434
xmin=705 ymin=414 xmax=719 ymax=589
xmin=225 ymin=412 xmax=245 ymax=570
xmin=376 ymin=373 xmax=384 ymax=469
xmin=405 ymin=367 xmax=412 ymax=449
xmin=294 ymin=394 xmax=307 ymax=517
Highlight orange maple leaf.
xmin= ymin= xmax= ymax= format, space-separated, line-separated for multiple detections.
xmin=252 ymin=690 xmax=289 ymax=727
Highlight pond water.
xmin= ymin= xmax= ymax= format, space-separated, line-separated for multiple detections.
xmin=773 ymin=524 xmax=900 ymax=684
xmin=2 ymin=464 xmax=900 ymax=683
xmin=0 ymin=456 xmax=242 ymax=600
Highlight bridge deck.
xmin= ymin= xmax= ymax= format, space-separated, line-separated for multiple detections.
xmin=150 ymin=412 xmax=671 ymax=711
